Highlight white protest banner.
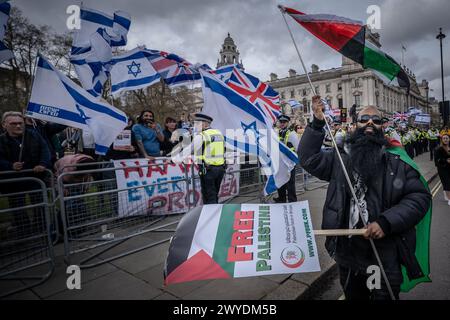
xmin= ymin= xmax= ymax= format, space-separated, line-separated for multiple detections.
xmin=414 ymin=114 xmax=431 ymax=124
xmin=164 ymin=201 xmax=320 ymax=285
xmin=114 ymin=158 xmax=240 ymax=216
xmin=113 ymin=129 xmax=131 ymax=149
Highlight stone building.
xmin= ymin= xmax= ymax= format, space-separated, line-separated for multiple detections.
xmin=216 ymin=33 xmax=244 ymax=70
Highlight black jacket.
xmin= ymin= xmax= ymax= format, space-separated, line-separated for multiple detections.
xmin=0 ymin=129 xmax=51 ymax=171
xmin=434 ymin=146 xmax=450 ymax=169
xmin=26 ymin=122 xmax=66 ymax=164
xmin=299 ymin=118 xmax=431 ymax=281
xmin=0 ymin=129 xmax=52 ymax=192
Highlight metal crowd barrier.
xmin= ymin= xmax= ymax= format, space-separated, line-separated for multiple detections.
xmin=0 ymin=177 xmax=55 ymax=298
xmin=0 ymin=169 xmax=60 ymax=245
xmin=57 ymin=160 xmax=190 ymax=268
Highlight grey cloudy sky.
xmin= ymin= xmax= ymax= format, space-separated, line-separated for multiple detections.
xmin=12 ymin=0 xmax=450 ymax=101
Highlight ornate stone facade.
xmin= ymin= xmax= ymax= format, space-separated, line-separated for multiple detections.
xmin=216 ymin=33 xmax=244 ymax=69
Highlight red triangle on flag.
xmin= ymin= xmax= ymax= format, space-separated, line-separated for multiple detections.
xmin=164 ymin=249 xmax=231 ymax=285
xmin=296 ymin=20 xmax=362 ymax=51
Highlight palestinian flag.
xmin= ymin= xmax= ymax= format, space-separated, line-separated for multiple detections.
xmin=164 ymin=203 xmax=321 ymax=285
xmin=280 ymin=6 xmax=410 ymax=92
xmin=386 ymin=147 xmax=432 ymax=292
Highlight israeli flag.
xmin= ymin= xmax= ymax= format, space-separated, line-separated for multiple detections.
xmin=110 ymin=47 xmax=161 ymax=96
xmin=288 ymin=99 xmax=303 ymax=109
xmin=0 ymin=1 xmax=13 ymax=63
xmin=200 ymin=70 xmax=298 ymax=195
xmin=72 ymin=6 xmax=131 ymax=56
xmin=27 ymin=55 xmax=127 ymax=155
xmin=71 ymin=28 xmax=112 ymax=97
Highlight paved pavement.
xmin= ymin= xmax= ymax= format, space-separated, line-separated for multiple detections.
xmin=2 ymin=152 xmax=438 ymax=300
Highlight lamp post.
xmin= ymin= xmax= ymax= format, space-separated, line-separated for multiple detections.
xmin=436 ymin=28 xmax=447 ymax=125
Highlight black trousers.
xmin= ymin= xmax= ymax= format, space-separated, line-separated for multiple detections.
xmin=277 ymin=168 xmax=297 ymax=203
xmin=338 ymin=265 xmax=400 ymax=300
xmin=406 ymin=144 xmax=414 ymax=159
xmin=429 ymin=140 xmax=438 ymax=161
xmin=200 ymin=165 xmax=225 ymax=204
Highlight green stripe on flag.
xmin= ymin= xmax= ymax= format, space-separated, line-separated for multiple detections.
xmin=212 ymin=204 xmax=241 ymax=277
xmin=386 ymin=147 xmax=432 ymax=292
xmin=363 ymin=45 xmax=401 ymax=81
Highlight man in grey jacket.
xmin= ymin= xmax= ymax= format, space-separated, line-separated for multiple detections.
xmin=299 ymin=96 xmax=431 ymax=300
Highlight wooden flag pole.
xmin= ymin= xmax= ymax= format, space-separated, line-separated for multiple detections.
xmin=279 ymin=6 xmax=396 ymax=300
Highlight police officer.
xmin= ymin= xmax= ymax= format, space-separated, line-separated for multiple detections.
xmin=333 ymin=120 xmax=346 ymax=148
xmin=382 ymin=117 xmax=401 ymax=145
xmin=274 ymin=114 xmax=299 ymax=203
xmin=193 ymin=113 xmax=226 ymax=204
xmin=428 ymin=127 xmax=440 ymax=161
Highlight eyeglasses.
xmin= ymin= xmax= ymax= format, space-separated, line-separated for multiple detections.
xmin=8 ymin=122 xmax=24 ymax=127
xmin=357 ymin=115 xmax=382 ymax=125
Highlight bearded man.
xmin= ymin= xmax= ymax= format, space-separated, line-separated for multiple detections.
xmin=298 ymin=96 xmax=431 ymax=300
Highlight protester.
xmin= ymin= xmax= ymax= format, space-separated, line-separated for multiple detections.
xmin=299 ymin=96 xmax=431 ymax=300
xmin=104 ymin=118 xmax=138 ymax=161
xmin=274 ymin=114 xmax=299 ymax=203
xmin=434 ymin=134 xmax=450 ymax=205
xmin=161 ymin=116 xmax=179 ymax=156
xmin=25 ymin=117 xmax=66 ymax=165
xmin=54 ymin=153 xmax=97 ymax=235
xmin=0 ymin=111 xmax=52 ymax=235
xmin=132 ymin=110 xmax=164 ymax=158
xmin=295 ymin=124 xmax=304 ymax=139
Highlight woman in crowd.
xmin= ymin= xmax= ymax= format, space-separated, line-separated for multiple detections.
xmin=434 ymin=134 xmax=450 ymax=205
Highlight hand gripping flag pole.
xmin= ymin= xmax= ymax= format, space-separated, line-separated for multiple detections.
xmin=279 ymin=6 xmax=396 ymax=300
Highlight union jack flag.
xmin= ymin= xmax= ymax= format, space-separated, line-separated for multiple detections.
xmin=143 ymin=49 xmax=201 ymax=87
xmin=226 ymin=67 xmax=281 ymax=124
xmin=393 ymin=112 xmax=409 ymax=122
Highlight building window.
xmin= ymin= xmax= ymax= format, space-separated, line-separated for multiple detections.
xmin=354 ymin=95 xmax=361 ymax=107
xmin=374 ymin=80 xmax=378 ymax=88
xmin=338 ymin=97 xmax=343 ymax=108
xmin=326 ymin=84 xmax=331 ymax=93
xmin=376 ymin=95 xmax=379 ymax=107
xmin=315 ymin=86 xmax=320 ymax=94
xmin=281 ymin=92 xmax=285 ymax=100
xmin=354 ymin=78 xmax=360 ymax=88
xmin=338 ymin=83 xmax=342 ymax=91
xmin=302 ymin=89 xmax=307 ymax=96
xmin=290 ymin=90 xmax=295 ymax=98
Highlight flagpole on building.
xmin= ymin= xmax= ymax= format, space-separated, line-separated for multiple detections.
xmin=279 ymin=6 xmax=396 ymax=300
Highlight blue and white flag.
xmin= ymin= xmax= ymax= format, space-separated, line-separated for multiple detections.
xmin=71 ymin=6 xmax=131 ymax=56
xmin=287 ymin=99 xmax=303 ymax=109
xmin=0 ymin=1 xmax=13 ymax=63
xmin=110 ymin=47 xmax=160 ymax=96
xmin=200 ymin=70 xmax=298 ymax=195
xmin=71 ymin=28 xmax=113 ymax=97
xmin=27 ymin=56 xmax=127 ymax=155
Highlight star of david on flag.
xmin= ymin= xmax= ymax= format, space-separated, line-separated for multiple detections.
xmin=127 ymin=60 xmax=141 ymax=77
